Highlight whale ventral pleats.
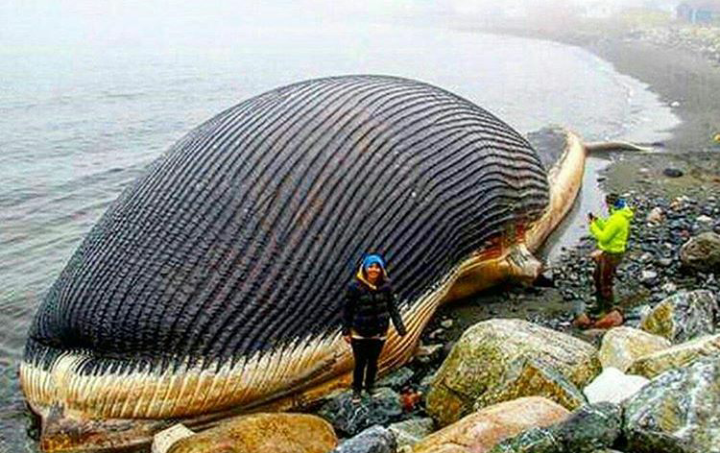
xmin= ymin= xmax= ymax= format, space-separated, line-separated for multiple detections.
xmin=23 ymin=75 xmax=550 ymax=413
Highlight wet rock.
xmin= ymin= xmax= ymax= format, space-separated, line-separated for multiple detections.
xmin=598 ymin=327 xmax=671 ymax=372
xmin=646 ymin=207 xmax=664 ymax=224
xmin=318 ymin=387 xmax=403 ymax=436
xmin=388 ymin=418 xmax=435 ymax=449
xmin=639 ymin=290 xmax=718 ymax=343
xmin=680 ymin=232 xmax=720 ymax=272
xmin=661 ymin=282 xmax=677 ymax=293
xmin=583 ymin=367 xmax=649 ymax=405
xmin=376 ymin=367 xmax=414 ymax=390
xmin=553 ymin=403 xmax=623 ymax=453
xmin=488 ymin=403 xmax=622 ymax=453
xmin=332 ymin=426 xmax=396 ymax=453
xmin=640 ymin=270 xmax=658 ymax=285
xmin=414 ymin=397 xmax=569 ymax=453
xmin=441 ymin=319 xmax=454 ymax=329
xmin=168 ymin=413 xmax=337 ymax=453
xmin=624 ymin=356 xmax=720 ymax=453
xmin=473 ymin=357 xmax=587 ymax=412
xmin=627 ymin=333 xmax=720 ymax=379
xmin=663 ymin=168 xmax=683 ymax=178
xmin=426 ymin=319 xmax=600 ymax=426
xmin=487 ymin=426 xmax=559 ymax=453
xmin=415 ymin=343 xmax=444 ymax=365
xmin=695 ymin=215 xmax=715 ymax=233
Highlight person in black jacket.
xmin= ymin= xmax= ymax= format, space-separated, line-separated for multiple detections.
xmin=342 ymin=254 xmax=407 ymax=402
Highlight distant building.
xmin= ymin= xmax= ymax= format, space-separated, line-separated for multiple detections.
xmin=677 ymin=0 xmax=720 ymax=23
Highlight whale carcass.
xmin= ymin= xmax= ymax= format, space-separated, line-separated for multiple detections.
xmin=22 ymin=75 xmax=590 ymax=451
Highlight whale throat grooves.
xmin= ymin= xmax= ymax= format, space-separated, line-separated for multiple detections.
xmin=22 ymin=75 xmax=549 ymax=419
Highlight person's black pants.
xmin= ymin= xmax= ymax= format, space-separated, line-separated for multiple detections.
xmin=350 ymin=338 xmax=385 ymax=393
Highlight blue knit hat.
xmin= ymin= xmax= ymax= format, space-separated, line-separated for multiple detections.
xmin=362 ymin=254 xmax=386 ymax=272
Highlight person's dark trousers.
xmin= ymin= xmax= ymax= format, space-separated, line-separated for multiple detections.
xmin=350 ymin=338 xmax=386 ymax=393
xmin=592 ymin=251 xmax=624 ymax=316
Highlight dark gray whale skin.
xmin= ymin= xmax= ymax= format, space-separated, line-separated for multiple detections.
xmin=22 ymin=76 xmax=550 ymax=449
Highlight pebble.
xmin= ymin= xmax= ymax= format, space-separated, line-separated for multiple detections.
xmin=663 ymin=168 xmax=684 ymax=178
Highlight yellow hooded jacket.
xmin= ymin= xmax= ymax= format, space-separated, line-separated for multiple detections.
xmin=589 ymin=206 xmax=634 ymax=254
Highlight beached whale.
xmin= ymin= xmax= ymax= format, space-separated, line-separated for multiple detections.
xmin=22 ymin=75 xmax=595 ymax=452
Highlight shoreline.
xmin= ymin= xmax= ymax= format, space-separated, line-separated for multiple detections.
xmin=468 ymin=23 xmax=720 ymax=153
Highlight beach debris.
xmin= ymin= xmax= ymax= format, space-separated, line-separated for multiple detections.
xmin=663 ymin=167 xmax=683 ymax=178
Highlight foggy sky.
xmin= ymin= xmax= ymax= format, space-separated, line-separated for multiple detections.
xmin=1 ymin=0 xmax=680 ymax=52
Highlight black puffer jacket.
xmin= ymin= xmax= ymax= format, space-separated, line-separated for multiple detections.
xmin=342 ymin=279 xmax=407 ymax=338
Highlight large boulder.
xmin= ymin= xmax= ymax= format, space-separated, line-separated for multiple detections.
xmin=318 ymin=387 xmax=403 ymax=436
xmin=624 ymin=356 xmax=720 ymax=453
xmin=680 ymin=231 xmax=720 ymax=272
xmin=583 ymin=367 xmax=649 ymax=405
xmin=639 ymin=290 xmax=718 ymax=343
xmin=168 ymin=413 xmax=337 ymax=453
xmin=427 ymin=319 xmax=600 ymax=426
xmin=413 ymin=397 xmax=569 ymax=453
xmin=598 ymin=327 xmax=671 ymax=372
xmin=627 ymin=333 xmax=720 ymax=379
xmin=473 ymin=358 xmax=586 ymax=412
xmin=487 ymin=402 xmax=622 ymax=453
xmin=331 ymin=426 xmax=396 ymax=453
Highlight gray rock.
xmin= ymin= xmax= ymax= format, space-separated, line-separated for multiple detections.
xmin=680 ymin=232 xmax=720 ymax=272
xmin=376 ymin=367 xmax=414 ymax=390
xmin=387 ymin=418 xmax=434 ymax=448
xmin=488 ymin=426 xmax=560 ymax=453
xmin=318 ymin=387 xmax=403 ymax=436
xmin=553 ymin=403 xmax=623 ymax=453
xmin=332 ymin=426 xmax=397 ymax=453
xmin=640 ymin=270 xmax=658 ymax=285
xmin=639 ymin=290 xmax=718 ymax=343
xmin=663 ymin=168 xmax=683 ymax=178
xmin=488 ymin=403 xmax=622 ymax=453
xmin=624 ymin=356 xmax=720 ymax=453
xmin=696 ymin=215 xmax=715 ymax=230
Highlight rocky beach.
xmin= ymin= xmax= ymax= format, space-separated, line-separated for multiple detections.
xmin=149 ymin=18 xmax=720 ymax=453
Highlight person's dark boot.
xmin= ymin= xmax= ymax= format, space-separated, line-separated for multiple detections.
xmin=351 ymin=389 xmax=362 ymax=403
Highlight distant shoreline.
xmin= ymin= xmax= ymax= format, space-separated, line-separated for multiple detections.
xmin=467 ymin=22 xmax=720 ymax=153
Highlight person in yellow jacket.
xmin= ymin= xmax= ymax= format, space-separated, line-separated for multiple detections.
xmin=575 ymin=193 xmax=633 ymax=329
